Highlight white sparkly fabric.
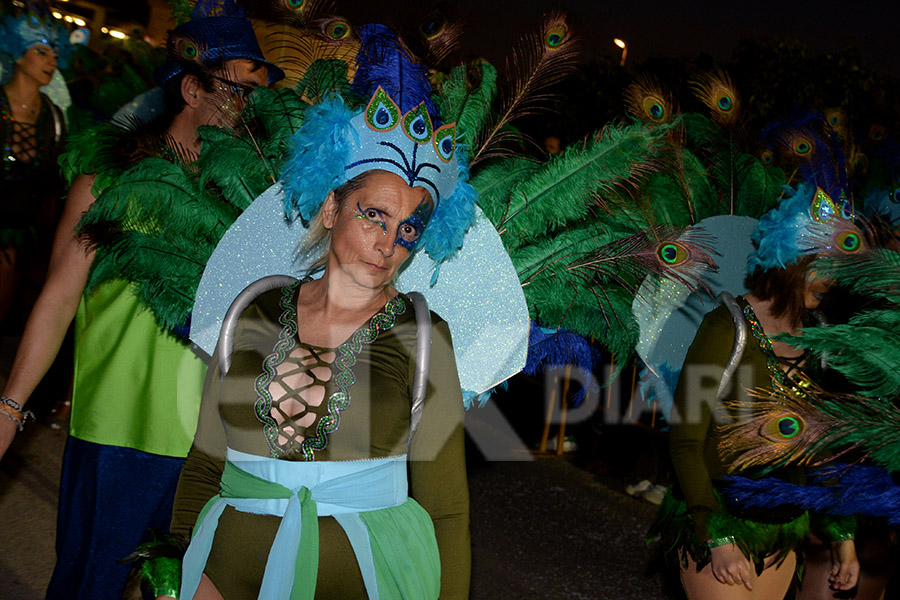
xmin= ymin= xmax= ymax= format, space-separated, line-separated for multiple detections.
xmin=632 ymin=215 xmax=758 ymax=417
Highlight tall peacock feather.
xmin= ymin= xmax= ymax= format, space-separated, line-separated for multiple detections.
xmin=623 ymin=75 xmax=679 ymax=126
xmin=469 ymin=11 xmax=579 ymax=165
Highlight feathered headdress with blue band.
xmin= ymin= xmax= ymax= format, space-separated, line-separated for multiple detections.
xmin=281 ymin=86 xmax=477 ymax=265
xmin=746 ymin=183 xmax=866 ymax=273
xmin=0 ymin=6 xmax=70 ymax=66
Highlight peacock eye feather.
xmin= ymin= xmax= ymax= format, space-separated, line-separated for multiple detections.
xmin=421 ymin=18 xmax=445 ymax=38
xmin=656 ymin=242 xmax=690 ymax=266
xmin=545 ymin=24 xmax=568 ymax=49
xmin=760 ymin=150 xmax=774 ymax=165
xmin=836 ymin=231 xmax=862 ymax=253
xmin=641 ymin=96 xmax=667 ymax=122
xmin=326 ymin=20 xmax=351 ymax=40
xmin=717 ymin=95 xmax=733 ymax=111
xmin=759 ymin=412 xmax=805 ymax=443
xmin=794 ymin=139 xmax=811 ymax=155
xmin=285 ymin=0 xmax=304 ymax=8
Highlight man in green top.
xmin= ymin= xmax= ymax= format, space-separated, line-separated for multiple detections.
xmin=0 ymin=7 xmax=283 ymax=599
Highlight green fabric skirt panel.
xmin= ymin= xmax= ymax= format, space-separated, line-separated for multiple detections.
xmin=71 ymin=279 xmax=206 ymax=457
xmin=360 ymin=498 xmax=441 ymax=599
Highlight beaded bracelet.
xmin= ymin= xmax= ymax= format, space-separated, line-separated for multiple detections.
xmin=707 ymin=536 xmax=737 ymax=549
xmin=0 ymin=397 xmax=34 ymax=432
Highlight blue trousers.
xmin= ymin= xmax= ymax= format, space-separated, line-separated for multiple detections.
xmin=45 ymin=436 xmax=184 ymax=600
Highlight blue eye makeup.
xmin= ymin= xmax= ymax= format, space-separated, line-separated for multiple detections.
xmin=394 ymin=198 xmax=433 ymax=251
xmin=353 ymin=198 xmax=433 ymax=251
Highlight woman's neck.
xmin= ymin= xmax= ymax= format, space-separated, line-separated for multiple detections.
xmin=3 ymin=74 xmax=42 ymax=121
xmin=308 ymin=271 xmax=393 ymax=316
xmin=744 ymin=293 xmax=807 ymax=361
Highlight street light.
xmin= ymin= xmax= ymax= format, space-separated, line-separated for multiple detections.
xmin=614 ymin=38 xmax=627 ymax=67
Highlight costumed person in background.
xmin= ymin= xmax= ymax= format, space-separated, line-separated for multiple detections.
xmin=0 ymin=5 xmax=67 ymax=330
xmin=0 ymin=6 xmax=284 ymax=598
xmin=164 ymin=87 xmax=472 ymax=600
xmin=651 ymin=184 xmax=864 ymax=599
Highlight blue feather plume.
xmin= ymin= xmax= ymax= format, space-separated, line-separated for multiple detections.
xmin=746 ymin=183 xmax=832 ymax=273
xmin=723 ymin=465 xmax=900 ymax=526
xmin=350 ymin=24 xmax=438 ymax=117
xmin=523 ymin=322 xmax=600 ymax=406
xmin=419 ymin=152 xmax=478 ymax=268
xmin=281 ymin=98 xmax=356 ymax=224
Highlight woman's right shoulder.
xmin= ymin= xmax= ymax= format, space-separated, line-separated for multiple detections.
xmin=241 ymin=279 xmax=300 ymax=321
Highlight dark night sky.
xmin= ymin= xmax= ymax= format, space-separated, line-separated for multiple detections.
xmin=339 ymin=1 xmax=900 ymax=77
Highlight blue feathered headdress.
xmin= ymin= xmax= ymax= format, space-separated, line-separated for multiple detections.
xmin=0 ymin=10 xmax=70 ymax=67
xmin=746 ymin=183 xmax=866 ymax=273
xmin=281 ymin=87 xmax=477 ymax=265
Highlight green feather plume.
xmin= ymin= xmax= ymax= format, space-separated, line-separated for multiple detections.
xmin=78 ymin=157 xmax=238 ymax=333
xmin=435 ymin=61 xmax=498 ymax=146
xmin=293 ymin=59 xmax=353 ymax=105
xmin=195 ymin=88 xmax=307 ymax=208
xmin=775 ymin=250 xmax=900 ymax=396
xmin=486 ymin=121 xmax=668 ymax=252
xmin=470 ymin=157 xmax=540 ymax=224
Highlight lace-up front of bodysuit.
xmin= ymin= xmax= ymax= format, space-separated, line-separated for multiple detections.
xmin=268 ymin=343 xmax=336 ymax=456
xmin=254 ymin=282 xmax=408 ymax=461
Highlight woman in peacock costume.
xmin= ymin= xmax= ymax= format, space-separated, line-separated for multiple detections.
xmin=0 ymin=2 xmax=69 ymax=331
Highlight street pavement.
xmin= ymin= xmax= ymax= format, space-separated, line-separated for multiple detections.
xmin=0 ymin=332 xmax=681 ymax=600
xmin=0 ymin=416 xmax=680 ymax=600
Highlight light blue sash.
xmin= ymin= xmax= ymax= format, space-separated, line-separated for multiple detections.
xmin=180 ymin=448 xmax=408 ymax=600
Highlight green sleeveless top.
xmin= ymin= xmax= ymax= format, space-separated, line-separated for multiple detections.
xmin=70 ymin=279 xmax=207 ymax=457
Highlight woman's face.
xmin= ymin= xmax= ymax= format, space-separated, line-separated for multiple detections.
xmin=16 ymin=44 xmax=57 ymax=86
xmin=322 ymin=170 xmax=434 ymax=291
xmin=803 ymin=271 xmax=834 ymax=310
